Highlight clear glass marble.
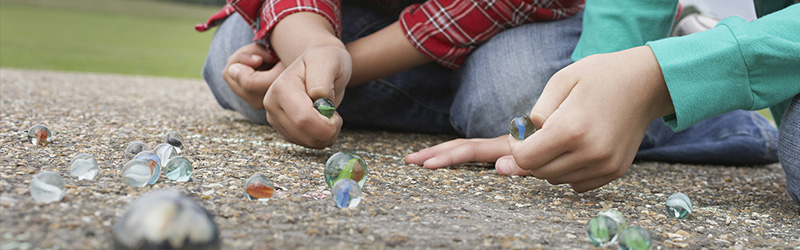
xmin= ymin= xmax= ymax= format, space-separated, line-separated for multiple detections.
xmin=164 ymin=156 xmax=192 ymax=182
xmin=332 ymin=178 xmax=362 ymax=208
xmin=113 ymin=190 xmax=219 ymax=250
xmin=618 ymin=226 xmax=652 ymax=250
xmin=134 ymin=151 xmax=161 ymax=184
xmin=324 ymin=152 xmax=368 ymax=189
xmin=122 ymin=159 xmax=154 ymax=187
xmin=313 ymin=98 xmax=336 ymax=118
xmin=162 ymin=132 xmax=184 ymax=153
xmin=70 ymin=153 xmax=99 ymax=180
xmin=244 ymin=174 xmax=275 ymax=201
xmin=598 ymin=208 xmax=627 ymax=231
xmin=154 ymin=143 xmax=178 ymax=167
xmin=586 ymin=215 xmax=619 ymax=247
xmin=29 ymin=171 xmax=65 ymax=203
xmin=665 ymin=192 xmax=692 ymax=219
xmin=27 ymin=124 xmax=51 ymax=146
xmin=124 ymin=141 xmax=150 ymax=160
xmin=508 ymin=115 xmax=536 ymax=140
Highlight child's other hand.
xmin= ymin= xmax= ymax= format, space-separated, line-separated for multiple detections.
xmin=506 ymin=46 xmax=674 ymax=192
xmin=223 ymin=43 xmax=286 ymax=110
xmin=263 ymin=45 xmax=352 ymax=149
xmin=405 ymin=136 xmax=531 ymax=175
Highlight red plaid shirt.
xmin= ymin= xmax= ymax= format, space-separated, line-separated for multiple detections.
xmin=197 ymin=0 xmax=584 ymax=69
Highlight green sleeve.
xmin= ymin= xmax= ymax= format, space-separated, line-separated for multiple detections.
xmin=571 ymin=0 xmax=679 ymax=61
xmin=647 ymin=4 xmax=800 ymax=130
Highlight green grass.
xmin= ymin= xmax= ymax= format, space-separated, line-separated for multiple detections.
xmin=0 ymin=0 xmax=221 ymax=79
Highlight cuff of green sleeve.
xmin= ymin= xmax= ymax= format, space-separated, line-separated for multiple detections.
xmin=648 ymin=25 xmax=753 ymax=131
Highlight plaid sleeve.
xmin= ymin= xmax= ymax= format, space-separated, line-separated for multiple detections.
xmin=196 ymin=0 xmax=341 ymax=59
xmin=400 ymin=0 xmax=584 ymax=69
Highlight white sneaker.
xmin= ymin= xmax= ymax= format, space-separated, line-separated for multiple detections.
xmin=671 ymin=13 xmax=720 ymax=36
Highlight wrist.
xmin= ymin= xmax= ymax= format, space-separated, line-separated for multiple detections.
xmin=270 ymin=12 xmax=345 ymax=63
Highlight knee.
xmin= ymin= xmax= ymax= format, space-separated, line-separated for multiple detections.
xmin=779 ymin=95 xmax=800 ymax=205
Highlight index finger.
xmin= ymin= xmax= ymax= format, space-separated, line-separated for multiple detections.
xmin=507 ymin=113 xmax=574 ymax=171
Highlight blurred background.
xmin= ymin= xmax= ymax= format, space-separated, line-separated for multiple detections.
xmin=0 ymin=0 xmax=225 ymax=79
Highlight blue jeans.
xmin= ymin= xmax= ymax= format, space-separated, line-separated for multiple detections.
xmin=779 ymin=95 xmax=800 ymax=205
xmin=201 ymin=7 xmax=779 ymax=166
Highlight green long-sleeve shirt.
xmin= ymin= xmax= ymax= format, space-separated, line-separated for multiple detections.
xmin=572 ymin=1 xmax=800 ymax=131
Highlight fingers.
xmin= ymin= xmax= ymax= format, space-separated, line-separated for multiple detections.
xmin=405 ymin=136 xmax=510 ymax=169
xmin=494 ymin=155 xmax=532 ymax=176
xmin=302 ymin=47 xmax=352 ymax=103
xmin=529 ymin=66 xmax=579 ymax=127
xmin=226 ymin=43 xmax=275 ymax=68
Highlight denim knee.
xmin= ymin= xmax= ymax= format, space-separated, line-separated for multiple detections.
xmin=779 ymin=95 xmax=800 ymax=205
xmin=450 ymin=14 xmax=582 ymax=138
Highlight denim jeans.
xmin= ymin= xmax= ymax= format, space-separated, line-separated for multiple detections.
xmin=779 ymin=95 xmax=800 ymax=205
xmin=201 ymin=6 xmax=779 ymax=166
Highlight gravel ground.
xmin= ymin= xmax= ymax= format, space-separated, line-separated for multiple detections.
xmin=1 ymin=68 xmax=799 ymax=249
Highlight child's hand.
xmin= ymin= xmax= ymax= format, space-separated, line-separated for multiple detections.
xmin=223 ymin=43 xmax=286 ymax=110
xmin=405 ymin=136 xmax=532 ymax=175
xmin=502 ymin=46 xmax=675 ymax=192
xmin=263 ymin=45 xmax=352 ymax=149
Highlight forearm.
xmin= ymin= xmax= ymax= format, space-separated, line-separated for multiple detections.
xmin=345 ymin=22 xmax=431 ymax=86
xmin=270 ymin=12 xmax=345 ymax=64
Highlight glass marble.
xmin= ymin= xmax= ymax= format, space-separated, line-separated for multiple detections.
xmin=29 ymin=171 xmax=65 ymax=203
xmin=70 ymin=153 xmax=99 ymax=180
xmin=162 ymin=132 xmax=184 ymax=153
xmin=154 ymin=143 xmax=178 ymax=167
xmin=598 ymin=208 xmax=627 ymax=231
xmin=325 ymin=152 xmax=368 ymax=189
xmin=124 ymin=141 xmax=150 ymax=160
xmin=314 ymin=98 xmax=336 ymax=118
xmin=618 ymin=226 xmax=652 ymax=250
xmin=332 ymin=178 xmax=362 ymax=208
xmin=27 ymin=124 xmax=51 ymax=146
xmin=244 ymin=174 xmax=275 ymax=201
xmin=113 ymin=190 xmax=220 ymax=250
xmin=508 ymin=115 xmax=536 ymax=140
xmin=165 ymin=156 xmax=192 ymax=182
xmin=122 ymin=159 xmax=154 ymax=187
xmin=665 ymin=192 xmax=692 ymax=219
xmin=586 ymin=215 xmax=619 ymax=247
xmin=134 ymin=151 xmax=161 ymax=184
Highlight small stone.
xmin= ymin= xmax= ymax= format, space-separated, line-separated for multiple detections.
xmin=244 ymin=174 xmax=275 ymax=202
xmin=598 ymin=208 xmax=626 ymax=230
xmin=69 ymin=153 xmax=99 ymax=180
xmin=124 ymin=141 xmax=149 ymax=160
xmin=154 ymin=143 xmax=178 ymax=167
xmin=508 ymin=115 xmax=536 ymax=140
xmin=29 ymin=171 xmax=65 ymax=203
xmin=112 ymin=190 xmax=220 ymax=250
xmin=134 ymin=151 xmax=161 ymax=184
xmin=313 ymin=98 xmax=335 ymax=118
xmin=665 ymin=192 xmax=692 ymax=219
xmin=324 ymin=152 xmax=368 ymax=189
xmin=162 ymin=132 xmax=184 ymax=152
xmin=332 ymin=179 xmax=362 ymax=208
xmin=121 ymin=159 xmax=153 ymax=187
xmin=586 ymin=215 xmax=619 ymax=247
xmin=27 ymin=124 xmax=51 ymax=146
xmin=618 ymin=226 xmax=652 ymax=250
xmin=164 ymin=156 xmax=192 ymax=182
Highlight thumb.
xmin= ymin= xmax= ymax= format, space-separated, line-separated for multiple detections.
xmin=530 ymin=67 xmax=580 ymax=128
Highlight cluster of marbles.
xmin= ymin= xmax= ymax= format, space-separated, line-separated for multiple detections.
xmin=113 ymin=190 xmax=220 ymax=250
xmin=121 ymin=132 xmax=192 ymax=186
xmin=313 ymin=98 xmax=336 ymax=118
xmin=325 ymin=152 xmax=368 ymax=208
xmin=508 ymin=115 xmax=536 ymax=140
xmin=665 ymin=192 xmax=692 ymax=219
xmin=586 ymin=208 xmax=652 ymax=250
xmin=244 ymin=174 xmax=276 ymax=202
